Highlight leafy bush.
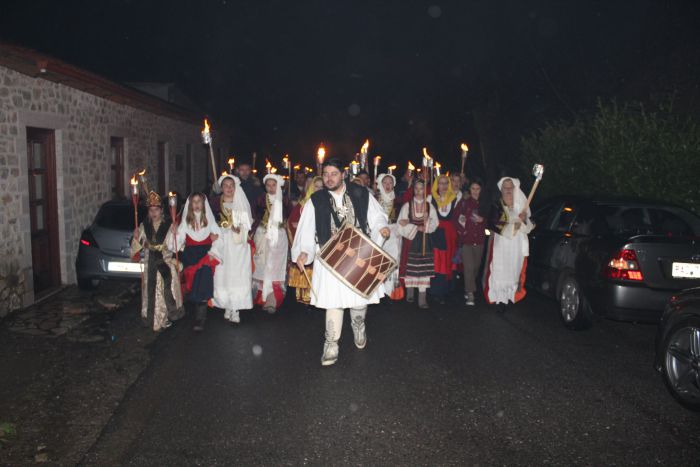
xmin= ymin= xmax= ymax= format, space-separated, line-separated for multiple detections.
xmin=521 ymin=99 xmax=700 ymax=214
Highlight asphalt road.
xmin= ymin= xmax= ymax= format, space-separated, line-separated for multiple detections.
xmin=83 ymin=292 xmax=700 ymax=465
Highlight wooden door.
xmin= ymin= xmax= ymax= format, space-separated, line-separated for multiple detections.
xmin=27 ymin=127 xmax=60 ymax=294
xmin=157 ymin=141 xmax=166 ymax=194
xmin=110 ymin=137 xmax=124 ymax=198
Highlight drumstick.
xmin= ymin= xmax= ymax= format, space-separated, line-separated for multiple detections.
xmin=301 ymin=267 xmax=318 ymax=301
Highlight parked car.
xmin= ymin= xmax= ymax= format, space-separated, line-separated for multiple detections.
xmin=75 ymin=200 xmax=147 ymax=289
xmin=655 ymin=287 xmax=700 ymax=411
xmin=527 ymin=196 xmax=700 ymax=329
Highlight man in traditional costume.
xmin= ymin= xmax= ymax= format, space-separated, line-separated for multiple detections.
xmin=376 ymin=173 xmax=403 ymax=299
xmin=428 ymin=174 xmax=459 ymax=305
xmin=175 ymin=193 xmax=220 ymax=331
xmin=292 ymin=158 xmax=390 ymax=366
xmin=209 ymin=174 xmax=254 ymax=323
xmin=398 ymin=179 xmax=439 ymax=309
xmin=287 ymin=176 xmax=323 ymax=305
xmin=483 ymin=177 xmax=533 ymax=309
xmin=131 ymin=191 xmax=184 ymax=332
xmin=251 ymin=173 xmax=290 ymax=313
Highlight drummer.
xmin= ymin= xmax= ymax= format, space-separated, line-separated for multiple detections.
xmin=291 ymin=157 xmax=390 ymax=366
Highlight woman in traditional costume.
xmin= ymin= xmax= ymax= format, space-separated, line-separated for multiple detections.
xmin=398 ymin=179 xmax=439 ymax=309
xmin=428 ymin=174 xmax=458 ymax=305
xmin=483 ymin=177 xmax=533 ymax=309
xmin=209 ymin=174 xmax=254 ymax=324
xmin=131 ymin=191 xmax=184 ymax=332
xmin=252 ymin=174 xmax=289 ymax=313
xmin=453 ymin=179 xmax=486 ymax=306
xmin=287 ymin=176 xmax=323 ymax=305
xmin=376 ymin=173 xmax=403 ymax=300
xmin=175 ymin=192 xmax=220 ymax=332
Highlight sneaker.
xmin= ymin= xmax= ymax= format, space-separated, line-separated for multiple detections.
xmin=321 ymin=340 xmax=339 ymax=366
xmin=465 ymin=293 xmax=475 ymax=306
xmin=351 ymin=316 xmax=367 ymax=349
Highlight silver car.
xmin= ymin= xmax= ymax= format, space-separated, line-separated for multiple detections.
xmin=75 ymin=200 xmax=146 ymax=289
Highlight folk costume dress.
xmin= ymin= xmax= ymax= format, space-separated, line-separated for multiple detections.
xmin=428 ymin=177 xmax=458 ymax=301
xmin=376 ymin=173 xmax=402 ymax=298
xmin=131 ymin=195 xmax=184 ymax=332
xmin=287 ymin=177 xmax=320 ymax=305
xmin=175 ymin=194 xmax=220 ymax=328
xmin=209 ymin=174 xmax=254 ymax=322
xmin=483 ymin=177 xmax=533 ymax=305
xmin=291 ymin=180 xmax=388 ymax=366
xmin=252 ymin=174 xmax=289 ymax=312
xmin=398 ymin=193 xmax=439 ymax=291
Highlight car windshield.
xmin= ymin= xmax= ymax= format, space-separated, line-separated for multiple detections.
xmin=95 ymin=204 xmax=147 ymax=231
xmin=599 ymin=204 xmax=700 ymax=237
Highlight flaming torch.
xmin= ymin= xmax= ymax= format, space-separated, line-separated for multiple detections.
xmin=130 ymin=175 xmax=139 ymax=230
xmin=422 ymin=147 xmax=433 ymax=185
xmin=434 ymin=162 xmax=442 ymax=177
xmin=360 ymin=139 xmax=369 ymax=169
xmin=228 ymin=157 xmax=235 ymax=173
xmin=282 ymin=154 xmax=291 ymax=195
xmin=350 ymin=160 xmax=360 ymax=176
xmin=252 ymin=152 xmax=258 ymax=175
xmin=460 ymin=143 xmax=469 ymax=175
xmin=373 ymin=155 xmax=381 ymax=183
xmin=201 ymin=119 xmax=218 ymax=185
xmin=407 ymin=161 xmax=415 ymax=177
xmin=316 ymin=145 xmax=326 ymax=175
xmin=387 ymin=164 xmax=397 ymax=175
xmin=137 ymin=169 xmax=150 ymax=195
xmin=266 ymin=159 xmax=272 ymax=174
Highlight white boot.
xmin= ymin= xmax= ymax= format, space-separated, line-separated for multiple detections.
xmin=321 ymin=340 xmax=339 ymax=366
xmin=230 ymin=310 xmax=240 ymax=324
xmin=224 ymin=309 xmax=231 ymax=321
xmin=350 ymin=307 xmax=367 ymax=350
xmin=321 ymin=309 xmax=343 ymax=366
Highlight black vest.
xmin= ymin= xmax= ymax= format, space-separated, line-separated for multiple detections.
xmin=310 ymin=183 xmax=369 ymax=245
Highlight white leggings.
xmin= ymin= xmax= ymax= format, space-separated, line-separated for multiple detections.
xmin=325 ymin=306 xmax=366 ymax=342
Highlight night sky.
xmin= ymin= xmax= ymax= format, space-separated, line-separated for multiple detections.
xmin=2 ymin=0 xmax=699 ymax=176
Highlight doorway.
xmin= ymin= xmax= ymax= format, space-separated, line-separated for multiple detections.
xmin=27 ymin=127 xmax=60 ymax=294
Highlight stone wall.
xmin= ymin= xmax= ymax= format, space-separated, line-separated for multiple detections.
xmin=0 ymin=65 xmax=232 ymax=317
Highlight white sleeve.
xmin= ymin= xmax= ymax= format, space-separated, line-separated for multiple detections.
xmin=291 ymin=201 xmax=318 ymax=265
xmin=366 ymin=194 xmax=389 ymax=244
xmin=427 ymin=205 xmax=439 ymax=234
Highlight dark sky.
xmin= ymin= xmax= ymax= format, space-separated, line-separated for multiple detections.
xmin=2 ymin=0 xmax=699 ymax=174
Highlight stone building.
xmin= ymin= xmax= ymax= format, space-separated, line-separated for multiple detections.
xmin=0 ymin=43 xmax=234 ymax=317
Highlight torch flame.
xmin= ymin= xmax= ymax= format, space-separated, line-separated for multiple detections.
xmin=373 ymin=155 xmax=381 ymax=165
xmin=460 ymin=143 xmax=469 ymax=152
xmin=202 ymin=119 xmax=211 ymax=134
xmin=228 ymin=157 xmax=235 ymax=165
xmin=283 ymin=154 xmax=289 ymax=162
xmin=130 ymin=176 xmax=138 ymax=185
xmin=265 ymin=160 xmax=272 ymax=169
xmin=271 ymin=167 xmax=278 ymax=174
xmin=138 ymin=169 xmax=146 ymax=176
xmin=422 ymin=147 xmax=431 ymax=160
xmin=293 ymin=164 xmax=301 ymax=170
xmin=388 ymin=165 xmax=397 ymax=171
xmin=317 ymin=145 xmax=326 ymax=162
xmin=435 ymin=162 xmax=441 ymax=168
xmin=408 ymin=161 xmax=415 ymax=170
xmin=361 ymin=139 xmax=369 ymax=153
xmin=169 ymin=191 xmax=176 ymax=196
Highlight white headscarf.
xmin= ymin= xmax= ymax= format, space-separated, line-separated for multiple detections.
xmin=262 ymin=174 xmax=284 ymax=245
xmin=217 ymin=174 xmax=253 ymax=232
xmin=177 ymin=194 xmax=220 ymax=248
xmin=376 ymin=173 xmax=396 ymax=205
xmin=497 ymin=177 xmax=530 ymax=217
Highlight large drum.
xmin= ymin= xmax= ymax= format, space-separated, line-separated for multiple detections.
xmin=318 ymin=223 xmax=397 ymax=299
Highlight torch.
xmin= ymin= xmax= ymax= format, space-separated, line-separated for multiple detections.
xmin=282 ymin=154 xmax=291 ymax=196
xmin=316 ymin=145 xmax=325 ymax=175
xmin=460 ymin=143 xmax=469 ymax=175
xmin=168 ymin=191 xmax=183 ymax=296
xmin=421 ymin=148 xmax=434 ymax=255
xmin=252 ymin=152 xmax=258 ymax=175
xmin=228 ymin=157 xmax=235 ymax=174
xmin=387 ymin=165 xmax=396 ymax=175
xmin=373 ymin=155 xmax=381 ymax=184
xmin=266 ymin=159 xmax=272 ymax=174
xmin=407 ymin=161 xmax=415 ymax=177
xmin=137 ymin=169 xmax=150 ymax=195
xmin=434 ymin=162 xmax=442 ymax=177
xmin=360 ymin=139 xmax=369 ymax=169
xmin=350 ymin=160 xmax=360 ymax=177
xmin=201 ymin=119 xmax=218 ymax=186
xmin=130 ymin=175 xmax=139 ymax=231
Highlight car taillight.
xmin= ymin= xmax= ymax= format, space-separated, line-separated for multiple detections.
xmin=605 ymin=248 xmax=643 ymax=281
xmin=80 ymin=230 xmax=99 ymax=249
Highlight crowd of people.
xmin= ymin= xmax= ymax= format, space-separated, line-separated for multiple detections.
xmin=131 ymin=157 xmax=533 ymax=366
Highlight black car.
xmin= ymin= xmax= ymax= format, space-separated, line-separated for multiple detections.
xmin=655 ymin=287 xmax=700 ymax=411
xmin=528 ymin=196 xmax=700 ymax=329
xmin=75 ymin=200 xmax=147 ymax=289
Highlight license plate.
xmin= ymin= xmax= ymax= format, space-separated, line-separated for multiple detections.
xmin=671 ymin=262 xmax=700 ymax=279
xmin=107 ymin=262 xmax=143 ymax=273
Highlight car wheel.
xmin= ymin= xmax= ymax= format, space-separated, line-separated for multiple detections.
xmin=78 ymin=277 xmax=99 ymax=290
xmin=661 ymin=318 xmax=700 ymax=412
xmin=558 ymin=275 xmax=592 ymax=330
